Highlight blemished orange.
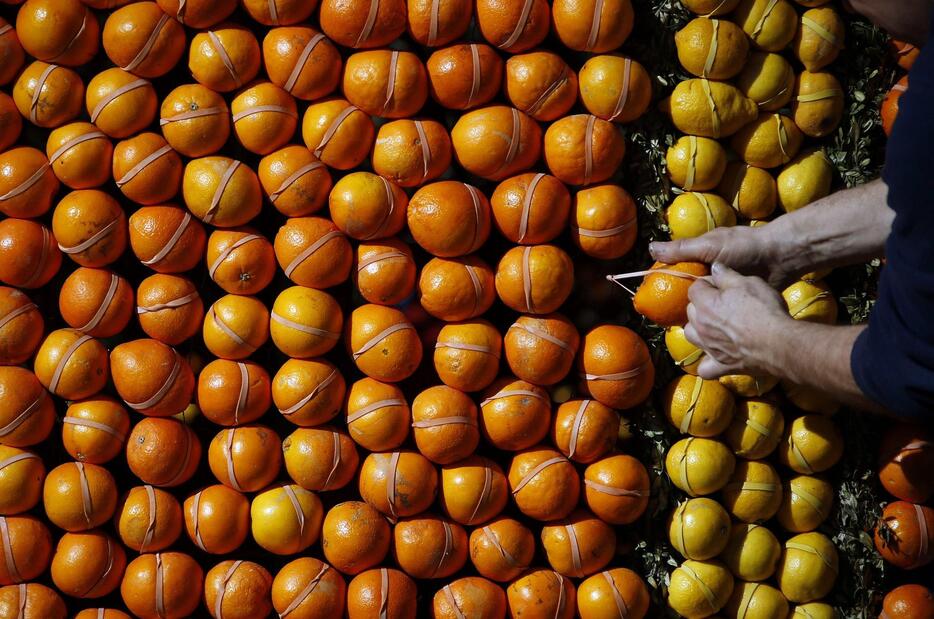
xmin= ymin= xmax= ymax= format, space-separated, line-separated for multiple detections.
xmin=263 ymin=26 xmax=342 ymax=100
xmin=208 ymin=425 xmax=282 ymax=492
xmin=322 ymin=501 xmax=391 ymax=575
xmin=258 ymin=145 xmax=332 ymax=217
xmin=506 ymin=569 xmax=576 ymax=619
xmin=33 ymin=328 xmax=109 ymax=400
xmin=0 ymin=446 xmax=45 ymax=514
xmin=204 ymin=294 xmax=270 ymax=359
xmin=0 ymin=147 xmax=58 ymax=218
xmin=0 ymin=287 xmax=44 ymax=365
xmin=394 ymin=515 xmax=468 ymax=579
xmin=275 ymin=216 xmax=352 ymax=288
xmin=469 ymin=517 xmax=535 ymax=582
xmin=273 ymin=557 xmax=347 ymax=618
xmin=345 ymin=377 xmax=411 ymax=451
xmin=552 ymin=0 xmax=634 ymax=52
xmin=346 ymin=304 xmax=423 ymax=382
xmin=206 ymin=228 xmax=276 ymax=295
xmin=0 ymin=92 xmax=19 ymax=151
xmin=50 ymin=530 xmax=126 ymax=598
xmin=128 ymin=205 xmax=207 ymax=273
xmin=13 ymin=61 xmax=85 ymax=128
xmin=0 ymin=18 xmax=25 ymax=86
xmin=434 ymin=320 xmax=502 ymax=392
xmin=62 ymin=397 xmax=130 ymax=464
xmin=479 ymin=377 xmax=551 ymax=450
xmin=579 ymin=55 xmax=653 ymax=123
xmin=491 ymin=173 xmax=570 ymax=245
xmin=110 ymin=338 xmax=195 ymax=417
xmin=270 ymin=286 xmax=342 ymax=358
xmin=346 ymin=568 xmax=416 ymax=619
xmin=882 ymin=76 xmax=908 ymax=138
xmin=408 ymin=181 xmax=490 ymax=257
xmin=578 ymin=324 xmax=655 ymax=409
xmin=183 ymin=484 xmax=250 ymax=554
xmin=120 ymin=552 xmax=203 ymax=619
xmin=116 ymin=484 xmax=183 ymax=552
xmin=633 ymin=261 xmax=710 ymax=327
xmin=242 ymin=0 xmax=316 ymax=24
xmin=136 ymin=273 xmax=203 ymax=345
xmin=0 ymin=366 xmax=55 ymax=447
xmin=877 ymin=423 xmax=934 ymax=504
xmin=86 ymin=68 xmax=157 ymax=138
xmin=496 ymin=245 xmax=574 ymax=314
xmin=544 ymin=115 xmax=626 ymax=186
xmin=250 ymin=483 xmax=323 ymax=554
xmin=411 ymin=385 xmax=480 ymax=464
xmin=358 ymin=450 xmax=438 ymax=518
xmin=504 ymin=313 xmax=580 ymax=385
xmin=102 ymin=1 xmax=186 ymax=78
xmin=283 ymin=426 xmax=359 ymax=491
xmin=273 ymin=358 xmax=345 ymax=426
xmin=231 ymin=82 xmax=298 ymax=155
xmin=552 ymin=399 xmax=619 ymax=463
xmin=113 ymin=132 xmax=182 ymax=205
xmin=427 ymin=43 xmax=503 ymax=111
xmin=583 ymin=454 xmax=651 ymax=524
xmin=319 ymin=0 xmax=406 ymax=48
xmin=126 ymin=417 xmax=201 ymax=487
xmin=301 ymin=98 xmax=376 ymax=170
xmin=328 ymin=172 xmax=408 ymax=241
xmin=541 ymin=509 xmax=615 ymax=577
xmin=183 ymin=156 xmax=263 ymax=227
xmin=451 ymin=106 xmax=542 ymax=180
xmin=0 ymin=515 xmax=52 ymax=584
xmin=355 ymin=238 xmax=417 ymax=306
xmin=0 ymin=583 xmax=66 ymax=619
xmin=505 ymin=52 xmax=578 ymax=121
xmin=408 ymin=0 xmax=471 ymax=45
xmin=156 ymin=0 xmax=237 ymax=28
xmin=197 ymin=359 xmax=271 ymax=426
xmin=0 ymin=219 xmax=62 ymax=289
xmin=343 ymin=50 xmax=428 ymax=118
xmin=46 ymin=122 xmax=113 ymax=189
xmin=52 ymin=189 xmax=127 ymax=268
xmin=204 ymin=560 xmax=273 ymax=619
xmin=373 ymin=119 xmax=452 ymax=187
xmin=440 ymin=456 xmax=508 ymax=526
xmin=15 ymin=0 xmax=99 ymax=66
xmin=571 ymin=184 xmax=639 ymax=260
xmin=159 ymin=83 xmax=230 ymax=157
xmin=188 ymin=24 xmax=261 ymax=92
xmin=577 ymin=569 xmax=651 ymax=619
xmin=475 ymin=0 xmax=548 ymax=52
xmin=433 ymin=577 xmax=507 ymax=619
xmin=419 ymin=256 xmax=496 ymax=322
xmin=508 ymin=447 xmax=580 ymax=521
xmin=881 ymin=584 xmax=934 ymax=619
xmin=43 ymin=461 xmax=117 ymax=531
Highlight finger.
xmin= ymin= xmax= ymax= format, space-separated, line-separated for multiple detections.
xmin=710 ymin=262 xmax=749 ymax=288
xmin=650 ymin=236 xmax=713 ymax=264
xmin=683 ymin=322 xmax=703 ymax=348
xmin=687 ymin=277 xmax=718 ymax=304
xmin=686 ymin=302 xmax=697 ymax=325
xmin=697 ymin=356 xmax=733 ymax=380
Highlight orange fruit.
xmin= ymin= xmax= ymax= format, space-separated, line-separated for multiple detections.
xmin=440 ymin=456 xmax=508 ymax=526
xmin=112 ymin=132 xmax=182 ymax=205
xmin=204 ymin=294 xmax=270 ymax=359
xmin=34 ymin=328 xmax=109 ymax=400
xmin=878 ymin=423 xmax=934 ymax=504
xmin=86 ymin=68 xmax=157 ymax=138
xmin=509 ymin=448 xmax=580 ymax=521
xmin=319 ymin=0 xmax=406 ymax=48
xmin=411 ymin=385 xmax=480 ymax=464
xmin=0 ymin=446 xmax=44 ymax=514
xmin=881 ymin=584 xmax=934 ymax=619
xmin=571 ymin=184 xmax=639 ymax=260
xmin=0 ymin=219 xmax=61 ymax=289
xmin=433 ymin=577 xmax=507 ymax=619
xmin=583 ymin=454 xmax=650 ymax=524
xmin=0 ymin=367 xmax=55 ymax=447
xmin=251 ymin=483 xmax=323 ymax=554
xmin=0 ymin=287 xmax=44 ymax=364
xmin=197 ymin=359 xmax=271 ymax=426
xmin=504 ymin=313 xmax=580 ymax=385
xmin=272 ymin=358 xmax=345 ymax=426
xmin=875 ymin=501 xmax=934 ymax=570
xmin=120 ymin=552 xmax=203 ymax=619
xmin=419 ymin=256 xmax=496 ymax=321
xmin=328 ymin=172 xmax=407 ymax=240
xmin=0 ymin=515 xmax=52 ymax=584
xmin=882 ymin=76 xmax=907 ymax=138
xmin=373 ymin=119 xmax=452 ymax=187
xmin=126 ymin=417 xmax=201 ymax=487
xmin=346 ymin=568 xmax=416 ymax=619
xmin=129 ymin=204 xmax=207 ymax=273
xmin=479 ymin=377 xmax=551 ymax=450
xmin=243 ymin=0 xmax=316 ymax=24
xmin=475 ymin=0 xmax=549 ymax=52
xmin=258 ymin=145 xmax=332 ymax=217
xmin=110 ymin=338 xmax=195 ymax=416
xmin=116 ymin=484 xmax=183 ymax=552
xmin=43 ymin=462 xmax=117 ymax=531
xmin=578 ymin=324 xmax=655 ymax=409
xmin=206 ymin=227 xmax=276 ymax=295
xmin=204 ymin=560 xmax=273 ymax=619
xmin=0 ymin=583 xmax=66 ymax=619
xmin=136 ymin=273 xmax=203 ymax=345
xmin=275 ymin=216 xmax=352 ymax=287
xmin=427 ymin=43 xmax=503 ymax=110
xmin=552 ymin=399 xmax=619 ymax=463
xmin=231 ymin=82 xmax=298 ymax=155
xmin=505 ymin=52 xmax=578 ymax=121
xmin=346 ymin=304 xmax=423 ymax=382
xmin=359 ymin=450 xmax=438 ymax=517
xmin=182 ymin=156 xmax=263 ymax=227
xmin=102 ymin=1 xmax=186 ymax=78
xmin=208 ymin=425 xmax=282 ymax=492
xmin=408 ymin=181 xmax=491 ymax=256
xmin=544 ymin=114 xmax=626 ymax=186
xmin=273 ymin=557 xmax=347 ymax=619
xmin=345 ymin=377 xmax=411 ymax=451
xmin=270 ymin=286 xmax=342 ymax=358
xmin=283 ymin=426 xmax=359 ymax=491
xmin=46 ymin=121 xmax=113 ymax=189
xmin=407 ymin=0 xmax=471 ymax=45
xmin=552 ymin=0 xmax=633 ymax=51
xmin=891 ymin=39 xmax=920 ymax=70
xmin=322 ymin=501 xmax=391 ymax=575
xmin=0 ymin=18 xmax=25 ymax=86
xmin=496 ymin=245 xmax=574 ymax=314
xmin=159 ymin=83 xmax=230 ymax=157
xmin=633 ymin=261 xmax=709 ymax=327
xmin=542 ymin=509 xmax=615 ymax=577
xmin=491 ymin=173 xmax=570 ymax=245
xmin=183 ymin=484 xmax=250 ymax=554
xmin=74 ymin=610 xmax=132 ymax=619
xmin=579 ymin=55 xmax=653 ymax=123
xmin=62 ymin=397 xmax=130 ymax=464
xmin=394 ymin=514 xmax=468 ymax=579
xmin=156 ymin=0 xmax=237 ymax=28
xmin=50 ymin=530 xmax=126 ymax=598
xmin=343 ymin=50 xmax=428 ymax=118
xmin=434 ymin=320 xmax=501 ymax=392
xmin=355 ymin=238 xmax=417 ymax=305
xmin=469 ymin=517 xmax=535 ymax=582
xmin=451 ymin=106 xmax=542 ymax=180
xmin=188 ymin=23 xmax=261 ymax=92
xmin=15 ymin=0 xmax=99 ymax=65
xmin=506 ymin=569 xmax=576 ymax=619
xmin=577 ymin=568 xmax=650 ymax=619
xmin=263 ymin=26 xmax=342 ymax=100
xmin=301 ymin=98 xmax=375 ymax=170
xmin=0 ymin=147 xmax=58 ymax=218
xmin=52 ymin=189 xmax=127 ymax=267
xmin=0 ymin=92 xmax=21 ymax=152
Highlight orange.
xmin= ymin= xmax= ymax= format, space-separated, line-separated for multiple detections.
xmin=0 ymin=367 xmax=55 ymax=447
xmin=273 ymin=557 xmax=347 ymax=619
xmin=204 ymin=560 xmax=273 ymax=619
xmin=541 ymin=509 xmax=615 ymax=577
xmin=373 ymin=119 xmax=452 ymax=187
xmin=355 ymin=238 xmax=417 ymax=305
xmin=877 ymin=422 xmax=934 ymax=504
xmin=882 ymin=76 xmax=908 ymax=137
xmin=51 ymin=531 xmax=126 ymax=598
xmin=633 ymin=261 xmax=709 ymax=327
xmin=359 ymin=450 xmax=438 ymax=517
xmin=159 ymin=83 xmax=230 ymax=157
xmin=52 ymin=189 xmax=127 ymax=267
xmin=411 ymin=385 xmax=480 ymax=464
xmin=480 ymin=377 xmax=551 ymax=450
xmin=231 ymin=82 xmax=298 ymax=155
xmin=319 ymin=0 xmax=406 ymax=48
xmin=102 ymin=2 xmax=186 ymax=78
xmin=475 ymin=0 xmax=548 ymax=52
xmin=34 ymin=328 xmax=109 ymax=400
xmin=136 ymin=273 xmax=204 ymax=345
xmin=505 ymin=52 xmax=578 ymax=121
xmin=126 ymin=417 xmax=201 ymax=486
xmin=506 ymin=569 xmax=576 ymax=619
xmin=496 ymin=245 xmax=574 ymax=314
xmin=0 ymin=219 xmax=61 ymax=289
xmin=111 ymin=338 xmax=195 ymax=416
xmin=347 ymin=568 xmax=417 ymax=619
xmin=208 ymin=425 xmax=282 ymax=492
xmin=251 ymin=483 xmax=323 ymax=554
xmin=14 ymin=61 xmax=85 ymax=129
xmin=504 ymin=313 xmax=580 ymax=385
xmin=408 ymin=181 xmax=490 ymax=256
xmin=301 ymin=98 xmax=375 ymax=170
xmin=43 ymin=462 xmax=117 ymax=531
xmin=0 ymin=18 xmax=24 ymax=86
xmin=156 ymin=0 xmax=237 ymax=28
xmin=419 ymin=256 xmax=496 ymax=321
xmin=544 ymin=115 xmax=626 ymax=186
xmin=113 ymin=132 xmax=182 ymax=205
xmin=0 ymin=583 xmax=66 ymax=619
xmin=508 ymin=447 xmax=580 ymax=521
xmin=577 ymin=569 xmax=650 ymax=619
xmin=881 ymin=584 xmax=934 ymax=619
xmin=188 ymin=23 xmax=261 ymax=92
xmin=469 ymin=517 xmax=535 ymax=582
xmin=328 ymin=172 xmax=407 ymax=241
xmin=182 ymin=156 xmax=263 ymax=227
xmin=427 ymin=43 xmax=503 ymax=111
xmin=197 ymin=359 xmax=271 ymax=426
xmin=571 ymin=184 xmax=639 ymax=259
xmin=552 ymin=399 xmax=619 ymax=463
xmin=46 ymin=121 xmax=113 ymax=189
xmin=62 ymin=397 xmax=130 ymax=464
xmin=272 ymin=358 xmax=345 ymax=426
xmin=0 ymin=92 xmax=21 ymax=151
xmin=258 ymin=145 xmax=332 ymax=217
xmin=434 ymin=320 xmax=501 ymax=392
xmin=0 ymin=287 xmax=44 ymax=364
xmin=74 ymin=610 xmax=132 ymax=619
xmin=343 ymin=50 xmax=428 ymax=119
xmin=553 ymin=0 xmax=633 ymax=51
xmin=275 ymin=216 xmax=353 ymax=287
xmin=243 ymin=0 xmax=316 ymax=24
xmin=116 ymin=484 xmax=182 ymax=552
xmin=874 ymin=501 xmax=934 ymax=570
xmin=451 ymin=106 xmax=542 ymax=180
xmin=345 ymin=377 xmax=411 ymax=451
xmin=86 ymin=68 xmax=157 ymax=138
xmin=129 ymin=204 xmax=207 ymax=273
xmin=393 ymin=514 xmax=468 ymax=579
xmin=206 ymin=227 xmax=276 ymax=295
xmin=120 ymin=552 xmax=203 ymax=619
xmin=440 ymin=455 xmax=508 ymax=526
xmin=0 ymin=446 xmax=44 ymax=514
xmin=322 ymin=501 xmax=391 ymax=575
xmin=578 ymin=324 xmax=655 ymax=409
xmin=584 ymin=454 xmax=650 ymax=525
xmin=408 ymin=0 xmax=471 ymax=45
xmin=263 ymin=26 xmax=342 ymax=100
xmin=270 ymin=286 xmax=342 ymax=358
xmin=183 ymin=484 xmax=250 ymax=554
xmin=204 ymin=294 xmax=270 ymax=359
xmin=433 ymin=577 xmax=507 ymax=619
xmin=15 ymin=0 xmax=99 ymax=65
xmin=0 ymin=515 xmax=52 ymax=584
xmin=346 ymin=304 xmax=422 ymax=382
xmin=891 ymin=39 xmax=920 ymax=70
xmin=579 ymin=55 xmax=653 ymax=123
xmin=283 ymin=426 xmax=359 ymax=491
xmin=0 ymin=147 xmax=58 ymax=218
xmin=491 ymin=173 xmax=570 ymax=244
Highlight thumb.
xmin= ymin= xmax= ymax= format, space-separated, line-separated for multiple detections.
xmin=649 ymin=240 xmax=682 ymax=263
xmin=710 ymin=262 xmax=747 ymax=288
xmin=696 ymin=355 xmax=732 ymax=380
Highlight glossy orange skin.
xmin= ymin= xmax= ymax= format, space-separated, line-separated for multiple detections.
xmin=411 ymin=385 xmax=480 ymax=464
xmin=33 ymin=328 xmax=110 ymax=400
xmin=551 ymin=399 xmax=619 ymax=464
xmin=345 ymin=377 xmax=411 ymax=451
xmin=434 ymin=320 xmax=502 ymax=392
xmin=301 ymin=98 xmax=375 ymax=170
xmin=0 ymin=287 xmax=44 ymax=364
xmin=347 ymin=568 xmax=417 ymax=619
xmin=126 ymin=417 xmax=201 ymax=487
xmin=43 ymin=462 xmax=117 ymax=532
xmin=183 ymin=484 xmax=250 ymax=554
xmin=881 ymin=584 xmax=934 ymax=619
xmin=419 ymin=256 xmax=496 ymax=322
xmin=102 ymin=2 xmax=186 ymax=78
xmin=577 ymin=568 xmax=651 ymax=619
xmin=282 ymin=426 xmax=360 ymax=491
xmin=62 ymin=397 xmax=130 ymax=464
xmin=322 ymin=501 xmax=391 ymax=575
xmin=188 ymin=24 xmax=261 ymax=92
xmin=343 ymin=50 xmax=428 ymax=119
xmin=874 ymin=501 xmax=934 ymax=570
xmin=15 ymin=0 xmax=99 ymax=66
xmin=543 ymin=115 xmax=626 ymax=186
xmin=373 ymin=119 xmax=452 ymax=187
xmin=0 ymin=446 xmax=42 ymax=512
xmin=110 ymin=339 xmax=195 ymax=417
xmin=0 ymin=146 xmax=59 ymax=218
xmin=159 ymin=83 xmax=230 ymax=157
xmin=891 ymin=39 xmax=920 ymax=70
xmin=408 ymin=181 xmax=491 ymax=257
xmin=0 ymin=515 xmax=52 ymax=584
xmin=469 ymin=517 xmax=535 ymax=582
xmin=112 ymin=132 xmax=183 ymax=205
xmin=272 ymin=358 xmax=345 ymax=426
xmin=198 ymin=359 xmax=271 ymax=426
xmin=496 ymin=245 xmax=575 ymax=315
xmin=508 ymin=447 xmax=580 ymax=521
xmin=204 ymin=560 xmax=273 ymax=619
xmin=440 ymin=455 xmax=508 ymax=526
xmin=231 ymin=82 xmax=299 ymax=155
xmin=319 ymin=0 xmax=407 ymax=48
xmin=355 ymin=238 xmax=417 ymax=306
xmin=571 ymin=184 xmax=639 ymax=260
xmin=274 ymin=216 xmax=352 ymax=288
xmin=541 ymin=509 xmax=615 ymax=577
xmin=264 ymin=27 xmax=342 ymax=100
xmin=128 ymin=205 xmax=207 ymax=273
xmin=50 ymin=530 xmax=127 ymax=598
xmin=476 ymin=0 xmax=549 ymax=52
xmin=552 ymin=0 xmax=634 ymax=52
xmin=207 ymin=425 xmax=282 ymax=492
xmin=504 ymin=314 xmax=580 ymax=385
xmin=86 ymin=68 xmax=157 ymax=138
xmin=0 ymin=366 xmax=56 ymax=447
xmin=346 ymin=304 xmax=423 ymax=383
xmin=505 ymin=52 xmax=578 ymax=121
xmin=633 ymin=261 xmax=709 ymax=327
xmin=0 ymin=18 xmax=24 ymax=86
xmin=136 ymin=273 xmax=203 ymax=345
xmin=272 ymin=557 xmax=347 ymax=618
xmin=205 ymin=228 xmax=276 ymax=295
xmin=877 ymin=422 xmax=934 ymax=504
xmin=393 ymin=514 xmax=468 ymax=579
xmin=583 ymin=455 xmax=650 ymax=524
xmin=0 ymin=92 xmax=21 ymax=151
xmin=479 ymin=377 xmax=551 ymax=451
xmin=46 ymin=121 xmax=113 ymax=189
xmin=120 ymin=552 xmax=203 ymax=619
xmin=116 ymin=484 xmax=183 ymax=552
xmin=432 ymin=577 xmax=507 ymax=619
xmin=157 ymin=0 xmax=237 ymax=28
xmin=506 ymin=569 xmax=576 ymax=619
xmin=258 ymin=145 xmax=332 ymax=217
xmin=269 ymin=287 xmax=340 ymax=359
xmin=427 ymin=43 xmax=504 ymax=110
xmin=491 ymin=173 xmax=570 ymax=244
xmin=578 ymin=324 xmax=655 ymax=409
xmin=451 ymin=106 xmax=542 ymax=181
xmin=407 ymin=0 xmax=471 ymax=45
xmin=243 ymin=0 xmax=317 ymax=24
xmin=359 ymin=450 xmax=438 ymax=518
xmin=0 ymin=583 xmax=66 ymax=619
xmin=52 ymin=189 xmax=127 ymax=268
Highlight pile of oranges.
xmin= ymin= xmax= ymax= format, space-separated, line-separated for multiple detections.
xmin=0 ymin=0 xmax=675 ymax=616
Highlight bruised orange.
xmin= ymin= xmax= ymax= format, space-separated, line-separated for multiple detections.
xmin=128 ymin=205 xmax=207 ymax=273
xmin=480 ymin=377 xmax=551 ymax=450
xmin=359 ymin=450 xmax=438 ymax=518
xmin=427 ymin=43 xmax=503 ymax=110
xmin=491 ymin=173 xmax=570 ymax=245
xmin=393 ymin=514 xmax=468 ymax=579
xmin=504 ymin=314 xmax=580 ymax=385
xmin=258 ymin=145 xmax=332 ymax=217
xmin=127 ymin=417 xmax=201 ymax=487
xmin=505 ymin=52 xmax=578 ymax=121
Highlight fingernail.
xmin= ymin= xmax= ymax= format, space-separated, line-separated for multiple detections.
xmin=711 ymin=262 xmax=723 ymax=274
xmin=649 ymin=242 xmax=658 ymax=255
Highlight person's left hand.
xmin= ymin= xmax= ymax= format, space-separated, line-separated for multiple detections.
xmin=684 ymin=262 xmax=793 ymax=379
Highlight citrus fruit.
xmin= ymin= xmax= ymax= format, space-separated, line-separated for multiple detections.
xmin=668 ymin=559 xmax=734 ymax=618
xmin=251 ymin=483 xmax=323 ymax=555
xmin=666 ymin=437 xmax=736 ymax=496
xmin=777 ymin=532 xmax=839 ymax=602
xmin=668 ymin=497 xmax=731 ymax=560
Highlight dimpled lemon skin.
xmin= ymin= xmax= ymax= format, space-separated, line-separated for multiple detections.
xmin=668 ymin=559 xmax=734 ymax=618
xmin=667 ymin=79 xmax=757 ymax=138
xmin=776 ymin=532 xmax=839 ymax=603
xmin=777 ymin=148 xmax=833 ymax=212
xmin=720 ymin=523 xmax=782 ymax=582
xmin=665 ymin=437 xmax=736 ymax=496
xmin=668 ymin=497 xmax=731 ymax=560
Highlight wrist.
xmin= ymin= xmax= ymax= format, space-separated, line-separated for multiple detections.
xmin=744 ymin=310 xmax=796 ymax=378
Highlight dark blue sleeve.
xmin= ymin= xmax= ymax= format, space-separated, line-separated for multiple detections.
xmin=850 ymin=34 xmax=934 ymax=419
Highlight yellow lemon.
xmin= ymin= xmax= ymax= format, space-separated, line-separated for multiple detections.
xmin=250 ymin=483 xmax=323 ymax=555
xmin=668 ymin=497 xmax=732 ymax=560
xmin=666 ymin=437 xmax=736 ymax=496
xmin=791 ymin=602 xmax=838 ymax=619
xmin=667 ymin=79 xmax=758 ymax=138
xmin=669 ymin=559 xmax=735 ymax=618
xmin=776 ymin=474 xmax=834 ymax=533
xmin=777 ymin=148 xmax=833 ymax=212
xmin=717 ymin=162 xmax=777 ymax=220
xmin=724 ymin=582 xmax=789 ymax=619
xmin=733 ymin=0 xmax=799 ymax=52
xmin=793 ymin=7 xmax=844 ymax=71
xmin=723 ymin=397 xmax=784 ymax=459
xmin=667 ymin=136 xmax=728 ymax=191
xmin=667 ymin=192 xmax=737 ymax=239
xmin=719 ymin=373 xmax=780 ymax=398
xmin=779 ymin=414 xmax=843 ymax=475
xmin=720 ymin=523 xmax=782 ymax=581
xmin=792 ymin=72 xmax=844 ymax=138
xmin=666 ymin=326 xmax=706 ymax=375
xmin=731 ymin=113 xmax=803 ymax=169
xmin=682 ymin=0 xmax=742 ymax=16
xmin=782 ymin=279 xmax=837 ymax=324
xmin=721 ymin=460 xmax=783 ymax=523
xmin=736 ymin=52 xmax=795 ymax=111
xmin=676 ymin=18 xmax=750 ymax=79
xmin=781 ymin=380 xmax=841 ymax=415
xmin=664 ymin=375 xmax=736 ymax=437
xmin=776 ymin=532 xmax=838 ymax=603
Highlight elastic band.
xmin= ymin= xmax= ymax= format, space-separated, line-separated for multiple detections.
xmin=443 ymin=585 xmax=466 ymax=619
xmin=916 ymin=504 xmax=929 ymax=564
xmin=234 ymin=362 xmax=249 ymax=425
xmin=323 ymin=432 xmax=342 ymax=489
xmin=279 ymin=368 xmax=339 ymax=416
xmin=786 ymin=541 xmax=837 ymax=572
xmin=313 ymin=105 xmax=359 ymax=158
xmin=284 ymin=230 xmax=345 ymax=278
xmin=22 ymin=226 xmax=51 ymax=289
xmin=582 ymin=361 xmax=649 ymax=382
xmin=271 ymin=311 xmax=340 ymax=340
xmin=480 ymin=388 xmax=545 ymax=408
xmin=29 ymin=63 xmax=58 ymax=124
xmin=51 ymin=9 xmax=88 ymax=63
xmin=500 ymin=0 xmax=534 ymax=48
xmin=75 ymin=275 xmax=116 ymax=330
xmin=893 ymin=440 xmax=933 ymax=463
xmin=680 ymin=562 xmax=718 ymax=612
xmin=0 ymin=302 xmax=37 ymax=331
xmin=585 ymin=479 xmax=648 ymax=497
xmin=482 ymin=525 xmax=518 ymax=566
xmin=427 ymin=0 xmax=441 ymax=45
xmin=789 ymin=291 xmax=832 ymax=318
xmin=0 ymin=161 xmax=50 ymax=202
xmin=517 ymin=173 xmax=545 ymax=243
xmin=17 ymin=583 xmax=26 ymax=618
xmin=512 ymin=457 xmax=566 ymax=494
xmin=468 ymin=44 xmax=481 ymax=107
xmin=414 ymin=120 xmax=431 ymax=181
xmin=802 ymin=15 xmax=840 ymax=48
xmin=141 ymin=485 xmax=157 ymax=552
xmin=566 ymin=524 xmax=583 ymax=575
xmin=267 ymin=0 xmax=280 ymax=24
xmin=224 ymin=429 xmax=242 ymax=491
xmin=583 ymin=115 xmax=596 ymax=185
xmin=282 ymin=485 xmax=306 ymax=537
xmin=125 ymin=357 xmax=181 ymax=411
xmin=379 ymin=569 xmax=390 ymax=619
xmin=685 ymin=136 xmax=698 ymax=190
xmin=412 ymin=416 xmax=476 ymax=428
xmin=155 ymin=554 xmax=166 ymax=618
xmin=610 ymin=58 xmax=633 ymax=121
xmin=191 ymin=490 xmax=206 ymax=550
xmin=91 ymin=79 xmax=150 ymax=123
xmin=0 ymin=391 xmax=46 ymax=438
xmin=83 ymin=536 xmax=115 ymax=597
xmin=776 ymin=115 xmax=790 ymax=163
xmin=0 ymin=451 xmax=39 ymax=472
xmin=554 ymin=572 xmax=567 ymax=617
xmin=122 ymin=13 xmax=171 ymax=73
xmin=116 ymin=145 xmax=174 ymax=187
xmin=435 ymin=341 xmax=497 ymax=356
xmin=467 ymin=464 xmax=493 ymax=525
xmin=0 ymin=517 xmax=21 ymax=583
xmin=347 ymin=398 xmax=406 ymax=424
xmin=357 ymin=250 xmax=408 ymax=272
xmin=695 ymin=192 xmax=716 ymax=231
xmin=604 ymin=571 xmax=631 ymax=618
xmin=752 ymin=0 xmax=780 ymax=39
xmin=796 ymin=89 xmax=843 ymax=102
xmin=465 ymin=264 xmax=483 ymax=316
xmin=700 ymin=79 xmax=721 ymax=137
xmin=209 ymin=234 xmax=263 ymax=278
xmin=141 ymin=212 xmax=191 ymax=266
xmin=49 ymin=130 xmax=107 ymax=164
xmin=365 ymin=176 xmax=397 ymax=241
xmin=63 ymin=416 xmax=127 ymax=442
xmin=585 ymin=0 xmax=606 ymax=50
xmin=521 ymin=246 xmax=533 ymax=312
xmin=232 ymin=105 xmax=298 ymax=123
xmin=58 ymin=218 xmax=121 ymax=254
xmin=737 ymin=583 xmax=758 ymax=619
xmin=502 ymin=108 xmax=521 ymax=172
xmin=465 ymin=184 xmax=484 ymax=252
xmin=746 ymin=417 xmax=772 ymax=438
xmin=204 ymin=160 xmax=241 ymax=224
xmin=76 ymin=462 xmax=93 ymax=527
xmin=434 ymin=521 xmax=454 ymax=576
xmin=679 ymin=377 xmax=705 ymax=434
xmin=509 ymin=321 xmax=573 ymax=352
xmin=383 ymin=51 xmax=400 ymax=116
xmin=0 ymin=25 xmax=11 ymax=37
xmin=214 ymin=560 xmax=242 ymax=619
xmin=525 ymin=68 xmax=569 ymax=117
xmin=208 ymin=31 xmax=242 ymax=88
xmin=703 ymin=19 xmax=720 ymax=77
xmin=352 ymin=322 xmax=414 ymax=360
xmin=675 ymin=348 xmax=705 ymax=368
xmin=727 ymin=481 xmax=778 ymax=493
xmin=48 ymin=334 xmax=92 ymax=394
xmin=354 ymin=0 xmax=380 ymax=47
xmin=567 ymin=400 xmax=590 ymax=459
xmin=269 ymin=162 xmax=325 ymax=202
xmin=160 ymin=106 xmax=226 ymax=125
xmin=792 ymin=485 xmax=827 ymax=519
xmin=284 ymin=33 xmax=326 ymax=93
xmin=386 ymin=452 xmax=400 ymax=518
xmin=573 ymin=218 xmax=636 ymax=238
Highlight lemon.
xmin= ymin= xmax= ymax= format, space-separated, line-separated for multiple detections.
xmin=802 ymin=268 xmax=832 ymax=282
xmin=723 ymin=397 xmax=784 ymax=459
xmin=664 ymin=375 xmax=736 ymax=437
xmin=250 ymin=484 xmax=322 ymax=554
xmin=720 ymin=523 xmax=782 ymax=581
xmin=793 ymin=7 xmax=844 ymax=71
xmin=736 ymin=52 xmax=795 ymax=111
xmin=668 ymin=192 xmax=737 ymax=239
xmin=782 ymin=279 xmax=837 ymax=324
xmin=666 ymin=326 xmax=706 ymax=375
xmin=781 ymin=380 xmax=841 ymax=415
xmin=777 ymin=532 xmax=839 ymax=603
xmin=792 ymin=72 xmax=844 ymax=138
xmin=724 ymin=581 xmax=790 ymax=619
xmin=682 ymin=0 xmax=742 ymax=16
xmin=777 ymin=148 xmax=833 ymax=212
xmin=791 ymin=602 xmax=839 ymax=619
xmin=670 ymin=559 xmax=735 ymax=618
xmin=676 ymin=18 xmax=750 ymax=79
xmin=731 ymin=113 xmax=803 ymax=169
xmin=779 ymin=414 xmax=843 ymax=475
xmin=721 ymin=460 xmax=782 ymax=523
xmin=666 ymin=437 xmax=737 ymax=496
xmin=667 ymin=136 xmax=728 ymax=191
xmin=668 ymin=79 xmax=758 ymax=138
xmin=668 ymin=497 xmax=732 ymax=560
xmin=719 ymin=373 xmax=779 ymax=398
xmin=717 ymin=162 xmax=777 ymax=220
xmin=733 ymin=0 xmax=799 ymax=51
xmin=776 ymin=474 xmax=834 ymax=533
